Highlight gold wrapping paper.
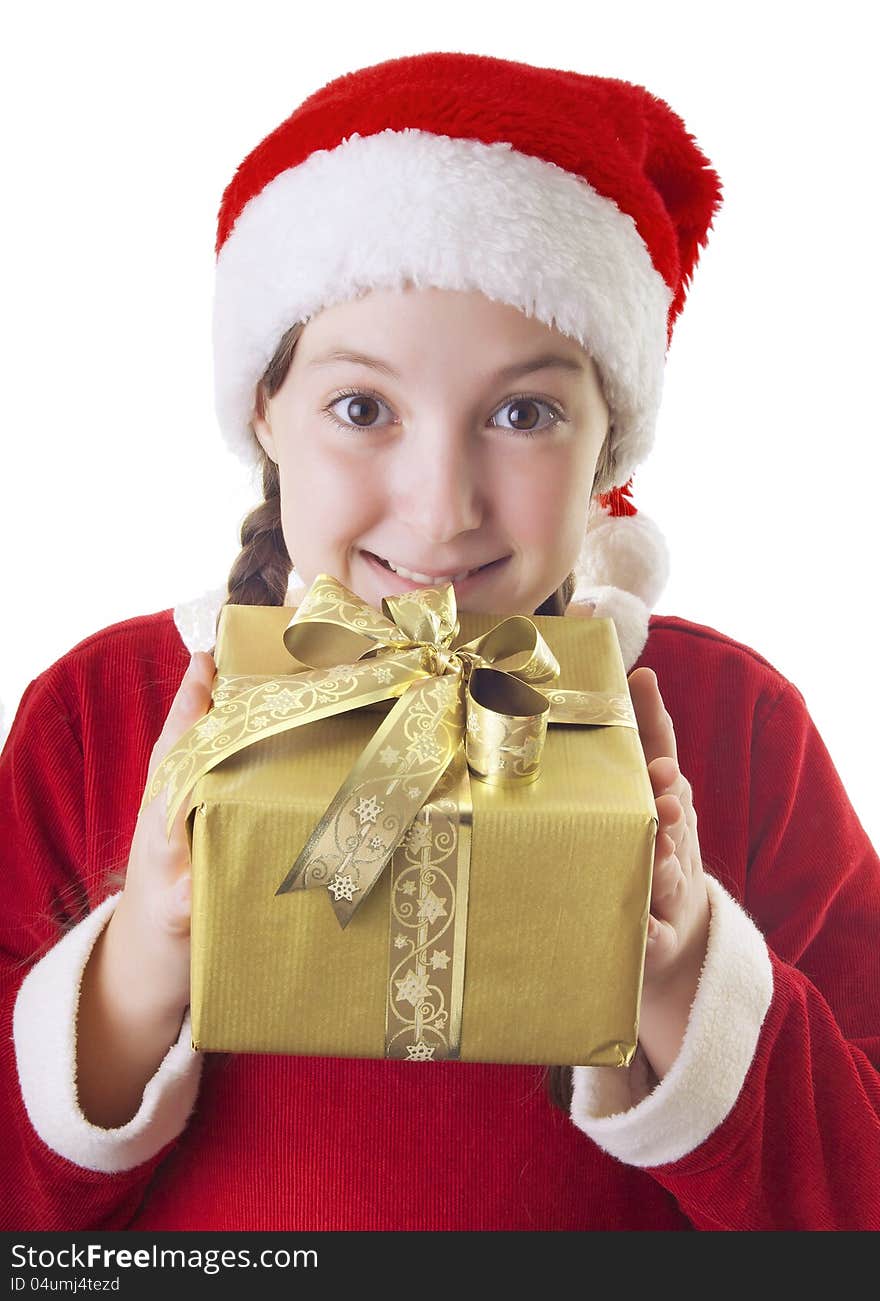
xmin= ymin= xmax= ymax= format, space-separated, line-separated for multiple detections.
xmin=183 ymin=600 xmax=657 ymax=1067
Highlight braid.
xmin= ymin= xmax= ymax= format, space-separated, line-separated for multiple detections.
xmin=217 ymin=452 xmax=291 ymax=639
xmin=216 ymin=320 xmax=304 ymax=639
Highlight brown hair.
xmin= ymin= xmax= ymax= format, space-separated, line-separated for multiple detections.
xmin=217 ymin=320 xmax=617 ymax=1113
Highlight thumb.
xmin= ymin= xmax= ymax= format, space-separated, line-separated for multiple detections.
xmin=145 ymin=651 xmax=216 ymax=789
xmin=162 ymin=870 xmax=193 ymax=936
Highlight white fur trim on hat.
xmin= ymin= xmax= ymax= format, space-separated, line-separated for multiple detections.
xmin=12 ymin=892 xmax=203 ymax=1173
xmin=570 ymin=873 xmax=774 ymax=1167
xmin=213 ymin=128 xmax=672 ymax=488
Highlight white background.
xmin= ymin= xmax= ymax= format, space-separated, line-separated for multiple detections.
xmin=2 ymin=1 xmax=877 ymax=846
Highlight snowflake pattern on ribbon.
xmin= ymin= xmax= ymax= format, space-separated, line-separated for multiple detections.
xmin=354 ymin=795 xmax=383 ymax=825
xmin=395 ymin=968 xmax=430 ymax=1007
xmin=406 ymin=733 xmax=443 ymax=765
xmin=197 ymin=716 xmax=228 ymax=742
xmin=417 ymin=891 xmax=447 ymax=925
xmin=385 ymin=762 xmax=462 ymax=1062
xmin=327 ymin=873 xmax=358 ymax=902
xmin=405 ymin=1041 xmax=436 ymax=1061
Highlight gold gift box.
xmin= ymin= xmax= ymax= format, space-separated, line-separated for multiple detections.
xmin=186 ymin=603 xmax=657 ymax=1067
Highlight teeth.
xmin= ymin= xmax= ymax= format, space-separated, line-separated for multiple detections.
xmin=380 ymin=556 xmax=480 ymax=584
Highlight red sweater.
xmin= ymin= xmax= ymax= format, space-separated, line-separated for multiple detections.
xmin=1 ymin=606 xmax=879 ymax=1231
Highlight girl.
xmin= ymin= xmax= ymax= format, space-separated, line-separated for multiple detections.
xmin=3 ymin=51 xmax=879 ymax=1232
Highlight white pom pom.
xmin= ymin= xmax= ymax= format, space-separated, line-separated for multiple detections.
xmin=577 ymin=504 xmax=670 ymax=608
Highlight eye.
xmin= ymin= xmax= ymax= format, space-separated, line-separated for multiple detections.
xmin=324 ymin=389 xmax=396 ymax=430
xmin=322 ymin=389 xmax=566 ymax=436
xmin=489 ymin=395 xmax=564 ymax=434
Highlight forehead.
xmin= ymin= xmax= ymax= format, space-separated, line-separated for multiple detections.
xmin=297 ymin=284 xmax=589 ymax=363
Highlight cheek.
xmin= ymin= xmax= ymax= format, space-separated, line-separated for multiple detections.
xmin=278 ymin=442 xmax=381 ymax=550
xmin=493 ymin=449 xmax=588 ymax=549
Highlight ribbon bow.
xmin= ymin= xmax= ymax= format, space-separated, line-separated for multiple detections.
xmin=143 ymin=574 xmax=636 ymax=929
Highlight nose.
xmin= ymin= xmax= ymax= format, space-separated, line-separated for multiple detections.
xmin=391 ymin=427 xmax=485 ymax=542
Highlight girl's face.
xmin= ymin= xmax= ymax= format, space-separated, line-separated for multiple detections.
xmin=252 ymin=286 xmax=610 ymax=615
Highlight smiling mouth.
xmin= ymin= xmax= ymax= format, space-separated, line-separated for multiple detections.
xmin=361 ymin=550 xmax=506 ymax=584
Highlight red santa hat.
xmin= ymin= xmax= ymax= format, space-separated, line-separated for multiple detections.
xmin=210 ymin=51 xmax=721 ymax=640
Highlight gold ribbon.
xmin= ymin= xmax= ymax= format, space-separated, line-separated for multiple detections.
xmin=142 ymin=573 xmax=637 ymax=1061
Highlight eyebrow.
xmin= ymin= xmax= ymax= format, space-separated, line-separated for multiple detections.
xmin=306 ymin=348 xmax=587 ymax=383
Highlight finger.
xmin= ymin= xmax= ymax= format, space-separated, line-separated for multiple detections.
xmin=566 ymin=598 xmax=598 ymax=618
xmin=146 ymin=652 xmax=217 ymax=785
xmin=651 ymin=847 xmax=686 ymax=921
xmin=627 ymin=668 xmax=678 ymax=766
xmin=655 ymin=782 xmax=699 ymax=882
xmin=135 ymin=864 xmax=194 ymax=940
xmin=161 ymin=870 xmax=193 ymax=937
xmin=648 ymin=755 xmax=694 ymax=821
xmin=648 ymin=755 xmax=678 ymax=797
xmin=654 ymin=792 xmax=687 ymax=854
xmin=649 ymin=754 xmax=700 ymax=877
xmin=644 ymin=914 xmax=678 ymax=970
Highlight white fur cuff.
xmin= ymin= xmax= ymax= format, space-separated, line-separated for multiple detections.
xmin=570 ymin=874 xmax=773 ymax=1167
xmin=12 ymin=892 xmax=203 ymax=1174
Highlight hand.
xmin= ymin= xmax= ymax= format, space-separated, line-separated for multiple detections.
xmin=109 ymin=650 xmax=217 ymax=1020
xmin=76 ymin=650 xmax=217 ymax=1125
xmin=628 ymin=666 xmax=711 ymax=1078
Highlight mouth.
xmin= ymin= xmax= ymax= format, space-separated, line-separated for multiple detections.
xmin=359 ymin=549 xmax=510 ymax=593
